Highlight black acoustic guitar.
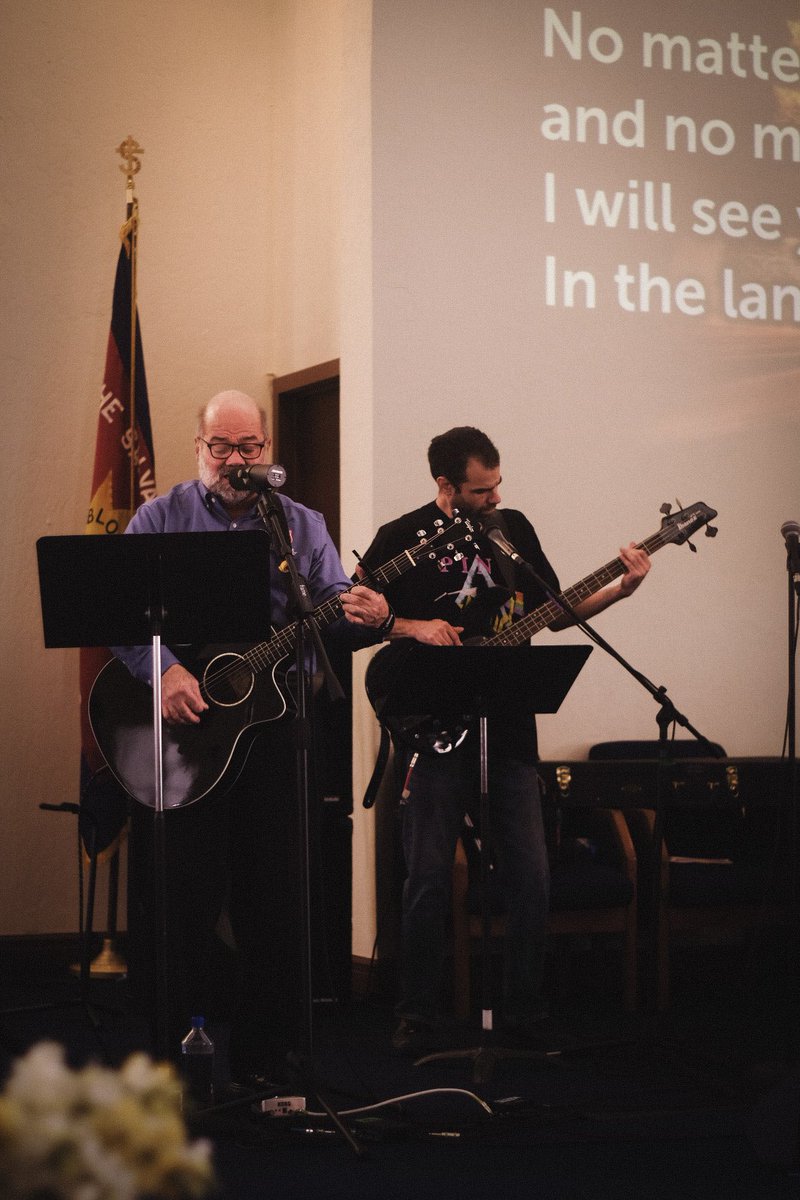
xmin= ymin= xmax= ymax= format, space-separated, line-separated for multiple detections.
xmin=366 ymin=500 xmax=718 ymax=753
xmin=89 ymin=515 xmax=477 ymax=809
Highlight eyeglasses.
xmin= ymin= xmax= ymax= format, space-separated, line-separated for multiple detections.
xmin=198 ymin=438 xmax=265 ymax=461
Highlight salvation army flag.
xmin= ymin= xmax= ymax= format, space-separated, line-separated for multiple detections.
xmin=86 ymin=207 xmax=156 ymax=535
xmin=79 ymin=205 xmax=156 ymax=851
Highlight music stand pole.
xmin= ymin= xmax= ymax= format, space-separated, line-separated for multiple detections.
xmin=375 ymin=645 xmax=592 ymax=1083
xmin=148 ymin=626 xmax=171 ymax=1060
xmin=416 ymin=705 xmax=561 ymax=1084
xmin=477 ymin=710 xmax=491 ymax=1041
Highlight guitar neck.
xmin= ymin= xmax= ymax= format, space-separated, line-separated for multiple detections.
xmin=238 ymin=543 xmax=435 ymax=675
xmin=486 ymin=525 xmax=671 ymax=647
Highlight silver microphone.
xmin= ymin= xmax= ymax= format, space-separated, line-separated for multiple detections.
xmin=227 ymin=463 xmax=287 ymax=492
xmin=781 ymin=519 xmax=800 ymax=545
xmin=481 ymin=511 xmax=522 ymax=562
xmin=781 ymin=520 xmax=800 ymax=581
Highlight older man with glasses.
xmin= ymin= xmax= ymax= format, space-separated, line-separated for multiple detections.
xmin=113 ymin=389 xmax=391 ymax=1093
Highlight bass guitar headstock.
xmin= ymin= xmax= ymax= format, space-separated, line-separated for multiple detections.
xmin=658 ymin=500 xmax=718 ymax=554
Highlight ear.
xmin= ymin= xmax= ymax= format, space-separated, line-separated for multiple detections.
xmin=436 ymin=474 xmax=455 ymax=498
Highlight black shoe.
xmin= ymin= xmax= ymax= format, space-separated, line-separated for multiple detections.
xmin=228 ymin=1052 xmax=293 ymax=1094
xmin=228 ymin=1069 xmax=284 ymax=1097
xmin=391 ymin=1018 xmax=439 ymax=1055
xmin=229 ymin=1042 xmax=304 ymax=1089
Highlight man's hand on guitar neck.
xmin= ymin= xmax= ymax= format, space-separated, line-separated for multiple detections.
xmin=550 ymin=541 xmax=651 ymax=630
xmin=161 ymin=663 xmax=209 ymax=725
xmin=617 ymin=543 xmax=651 ymax=597
xmin=339 ymin=584 xmax=392 ymax=628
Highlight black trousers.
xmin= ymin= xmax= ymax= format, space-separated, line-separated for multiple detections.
xmin=127 ymin=721 xmax=305 ymax=1075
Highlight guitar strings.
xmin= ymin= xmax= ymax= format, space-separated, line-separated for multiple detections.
xmin=196 ymin=522 xmax=471 ymax=702
xmin=486 ymin=519 xmax=699 ymax=648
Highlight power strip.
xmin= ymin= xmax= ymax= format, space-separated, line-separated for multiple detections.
xmin=259 ymin=1095 xmax=307 ymax=1117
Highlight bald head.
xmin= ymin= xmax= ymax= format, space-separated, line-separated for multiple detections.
xmin=197 ymin=390 xmax=268 ymax=438
xmin=195 ymin=390 xmax=271 ymax=510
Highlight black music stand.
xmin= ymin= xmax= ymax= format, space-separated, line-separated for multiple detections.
xmin=35 ymin=532 xmax=272 ymax=1060
xmin=376 ymin=643 xmax=592 ymax=1082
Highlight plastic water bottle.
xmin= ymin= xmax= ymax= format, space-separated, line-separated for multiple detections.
xmin=180 ymin=1016 xmax=215 ymax=1108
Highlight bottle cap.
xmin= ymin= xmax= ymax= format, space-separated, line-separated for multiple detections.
xmin=190 ymin=1016 xmax=205 ymax=1027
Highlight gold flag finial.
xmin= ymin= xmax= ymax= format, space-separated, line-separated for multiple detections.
xmin=116 ymin=136 xmax=144 ymax=190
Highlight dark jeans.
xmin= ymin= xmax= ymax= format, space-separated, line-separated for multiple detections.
xmin=127 ymin=723 xmax=304 ymax=1074
xmin=395 ymin=742 xmax=550 ymax=1025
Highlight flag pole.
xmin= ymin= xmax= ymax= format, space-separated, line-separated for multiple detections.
xmin=116 ymin=136 xmax=144 ymax=510
xmin=73 ymin=137 xmax=151 ymax=984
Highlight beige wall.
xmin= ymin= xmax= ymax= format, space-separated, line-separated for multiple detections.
xmin=1 ymin=0 xmax=371 ymax=937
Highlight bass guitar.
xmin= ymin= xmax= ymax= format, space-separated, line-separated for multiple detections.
xmin=366 ymin=499 xmax=718 ymax=753
xmin=89 ymin=514 xmax=477 ymax=809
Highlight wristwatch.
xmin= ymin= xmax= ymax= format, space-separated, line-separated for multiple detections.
xmin=376 ymin=605 xmax=396 ymax=638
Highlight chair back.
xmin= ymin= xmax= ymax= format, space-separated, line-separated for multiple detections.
xmin=588 ymin=739 xmax=726 ymax=760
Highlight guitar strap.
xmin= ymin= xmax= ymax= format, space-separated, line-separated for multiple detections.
xmin=362 ymin=720 xmax=392 ymax=809
xmin=362 ymin=642 xmax=408 ymax=808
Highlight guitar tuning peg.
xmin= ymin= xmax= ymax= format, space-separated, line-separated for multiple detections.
xmin=660 ymin=502 xmax=672 ymax=516
xmin=686 ymin=540 xmax=698 ymax=553
xmin=705 ymin=524 xmax=718 ymax=538
xmin=675 ymin=497 xmax=684 ymax=510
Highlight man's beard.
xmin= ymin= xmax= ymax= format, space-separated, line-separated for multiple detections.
xmin=198 ymin=461 xmax=253 ymax=505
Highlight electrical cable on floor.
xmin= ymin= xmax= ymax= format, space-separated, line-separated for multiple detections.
xmin=284 ymin=1085 xmax=495 ymax=1119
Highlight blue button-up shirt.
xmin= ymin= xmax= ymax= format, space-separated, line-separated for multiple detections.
xmin=113 ymin=479 xmax=358 ymax=683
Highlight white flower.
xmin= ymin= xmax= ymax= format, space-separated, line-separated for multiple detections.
xmin=0 ymin=1042 xmax=215 ymax=1200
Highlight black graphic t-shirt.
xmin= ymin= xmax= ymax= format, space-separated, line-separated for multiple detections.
xmin=361 ymin=501 xmax=561 ymax=760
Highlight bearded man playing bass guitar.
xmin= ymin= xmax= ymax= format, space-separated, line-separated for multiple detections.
xmin=112 ymin=389 xmax=392 ymax=1091
xmin=358 ymin=426 xmax=650 ymax=1054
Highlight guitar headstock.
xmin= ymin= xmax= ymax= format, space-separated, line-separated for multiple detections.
xmin=658 ymin=500 xmax=718 ymax=551
xmin=410 ymin=513 xmax=477 ymax=563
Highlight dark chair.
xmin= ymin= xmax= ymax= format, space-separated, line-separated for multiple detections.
xmin=452 ymin=799 xmax=639 ymax=1018
xmin=588 ymin=740 xmax=792 ymax=1008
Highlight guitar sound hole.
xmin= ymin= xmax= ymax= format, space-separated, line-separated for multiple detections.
xmin=203 ymin=652 xmax=255 ymax=707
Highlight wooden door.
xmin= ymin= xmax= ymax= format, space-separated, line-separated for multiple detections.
xmin=273 ymin=360 xmax=340 ymax=551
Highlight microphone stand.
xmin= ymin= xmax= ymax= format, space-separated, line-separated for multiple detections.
xmin=254 ymin=486 xmax=364 ymax=1158
xmin=786 ymin=545 xmax=798 ymax=897
xmin=491 ymin=539 xmax=720 ymax=1008
xmin=784 ymin=545 xmax=799 ymax=1063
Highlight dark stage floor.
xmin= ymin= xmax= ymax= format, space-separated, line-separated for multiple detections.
xmin=1 ymin=935 xmax=799 ymax=1199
